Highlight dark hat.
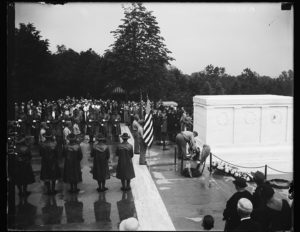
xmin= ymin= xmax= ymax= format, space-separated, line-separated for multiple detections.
xmin=67 ymin=133 xmax=77 ymax=142
xmin=251 ymin=171 xmax=265 ymax=183
xmin=120 ymin=133 xmax=130 ymax=140
xmin=233 ymin=177 xmax=247 ymax=188
xmin=96 ymin=133 xmax=106 ymax=142
xmin=44 ymin=130 xmax=53 ymax=139
xmin=261 ymin=185 xmax=275 ymax=200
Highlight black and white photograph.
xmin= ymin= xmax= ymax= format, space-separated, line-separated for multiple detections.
xmin=6 ymin=2 xmax=293 ymax=231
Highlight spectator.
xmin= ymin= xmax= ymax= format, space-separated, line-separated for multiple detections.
xmin=223 ymin=177 xmax=253 ymax=231
xmin=138 ymin=119 xmax=147 ymax=165
xmin=63 ymin=121 xmax=72 ymax=144
xmin=251 ymin=185 xmax=292 ymax=232
xmin=73 ymin=118 xmax=81 ymax=137
xmin=251 ymin=170 xmax=270 ymax=209
xmin=202 ymin=215 xmax=214 ymax=231
xmin=131 ymin=114 xmax=140 ymax=154
xmin=234 ymin=198 xmax=262 ymax=232
xmin=161 ymin=110 xmax=168 ymax=150
xmin=39 ymin=122 xmax=48 ymax=144
xmin=119 ymin=217 xmax=139 ymax=231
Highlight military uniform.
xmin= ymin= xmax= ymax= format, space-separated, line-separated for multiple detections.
xmin=91 ymin=136 xmax=110 ymax=192
xmin=63 ymin=134 xmax=83 ymax=193
xmin=13 ymin=137 xmax=35 ymax=196
xmin=116 ymin=134 xmax=135 ymax=191
xmin=40 ymin=134 xmax=61 ymax=194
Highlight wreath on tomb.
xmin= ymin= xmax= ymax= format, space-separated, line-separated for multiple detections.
xmin=208 ymin=161 xmax=254 ymax=182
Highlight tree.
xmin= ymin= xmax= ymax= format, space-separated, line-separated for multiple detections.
xmin=215 ymin=80 xmax=225 ymax=94
xmin=202 ymin=81 xmax=213 ymax=95
xmin=13 ymin=23 xmax=52 ymax=100
xmin=238 ymin=68 xmax=259 ymax=94
xmin=107 ymin=3 xmax=174 ymax=97
xmin=231 ymin=80 xmax=241 ymax=94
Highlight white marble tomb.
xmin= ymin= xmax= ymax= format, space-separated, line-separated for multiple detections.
xmin=193 ymin=95 xmax=293 ymax=174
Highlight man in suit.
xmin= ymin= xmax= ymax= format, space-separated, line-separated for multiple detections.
xmin=234 ymin=198 xmax=262 ymax=232
xmin=131 ymin=114 xmax=140 ymax=154
xmin=223 ymin=177 xmax=253 ymax=232
xmin=175 ymin=130 xmax=198 ymax=160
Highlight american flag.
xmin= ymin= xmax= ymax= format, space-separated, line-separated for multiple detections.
xmin=143 ymin=98 xmax=153 ymax=147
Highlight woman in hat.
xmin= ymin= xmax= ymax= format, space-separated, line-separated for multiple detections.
xmin=39 ymin=130 xmax=60 ymax=194
xmin=91 ymin=133 xmax=110 ymax=192
xmin=116 ymin=133 xmax=135 ymax=191
xmin=63 ymin=133 xmax=83 ymax=193
xmin=251 ymin=185 xmax=292 ymax=232
xmin=223 ymin=177 xmax=253 ymax=231
xmin=251 ymin=170 xmax=271 ymax=209
xmin=13 ymin=135 xmax=35 ymax=196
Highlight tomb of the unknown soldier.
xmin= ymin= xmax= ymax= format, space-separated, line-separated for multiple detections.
xmin=193 ymin=94 xmax=293 ymax=174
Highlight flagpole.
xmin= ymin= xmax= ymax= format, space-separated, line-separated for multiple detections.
xmin=147 ymin=146 xmax=150 ymax=172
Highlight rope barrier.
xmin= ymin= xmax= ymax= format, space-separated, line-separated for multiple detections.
xmin=267 ymin=165 xmax=291 ymax=174
xmin=211 ymin=153 xmax=291 ymax=175
xmin=211 ymin=153 xmax=265 ymax=169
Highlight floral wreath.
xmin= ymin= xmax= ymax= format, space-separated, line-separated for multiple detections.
xmin=208 ymin=160 xmax=254 ymax=182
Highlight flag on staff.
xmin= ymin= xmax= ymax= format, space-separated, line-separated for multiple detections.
xmin=143 ymin=98 xmax=153 ymax=147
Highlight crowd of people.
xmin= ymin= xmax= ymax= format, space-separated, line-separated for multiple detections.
xmin=222 ymin=171 xmax=293 ymax=232
xmin=7 ymin=96 xmax=293 ymax=231
xmin=7 ymin=96 xmax=195 ymax=196
xmin=9 ymin=96 xmax=193 ymax=145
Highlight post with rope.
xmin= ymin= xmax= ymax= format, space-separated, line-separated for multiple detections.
xmin=209 ymin=152 xmax=212 ymax=175
xmin=181 ymin=154 xmax=183 ymax=174
xmin=174 ymin=147 xmax=177 ymax=166
xmin=265 ymin=165 xmax=268 ymax=180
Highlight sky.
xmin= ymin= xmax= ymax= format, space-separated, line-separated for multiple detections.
xmin=15 ymin=2 xmax=293 ymax=78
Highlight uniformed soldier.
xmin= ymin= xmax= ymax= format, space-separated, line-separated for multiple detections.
xmin=63 ymin=133 xmax=83 ymax=193
xmin=13 ymin=135 xmax=35 ymax=196
xmin=39 ymin=130 xmax=60 ymax=195
xmin=91 ymin=134 xmax=110 ymax=192
xmin=116 ymin=133 xmax=135 ymax=191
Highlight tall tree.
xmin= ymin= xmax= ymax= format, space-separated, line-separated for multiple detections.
xmin=13 ymin=23 xmax=52 ymax=100
xmin=107 ymin=2 xmax=174 ymax=97
xmin=215 ymin=80 xmax=225 ymax=94
xmin=202 ymin=81 xmax=213 ymax=95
